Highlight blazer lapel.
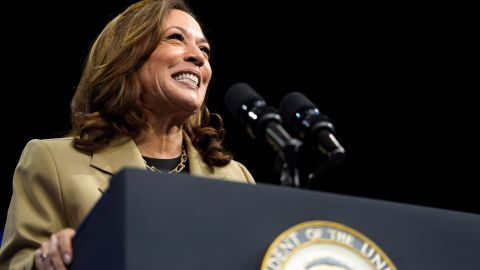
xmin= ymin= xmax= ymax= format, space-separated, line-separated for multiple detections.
xmin=185 ymin=135 xmax=229 ymax=180
xmin=92 ymin=134 xmax=230 ymax=193
xmin=91 ymin=137 xmax=145 ymax=193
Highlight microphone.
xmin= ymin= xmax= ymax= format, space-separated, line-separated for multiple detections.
xmin=279 ymin=92 xmax=345 ymax=165
xmin=224 ymin=82 xmax=299 ymax=153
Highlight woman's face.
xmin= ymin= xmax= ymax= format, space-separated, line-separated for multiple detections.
xmin=138 ymin=9 xmax=212 ymax=115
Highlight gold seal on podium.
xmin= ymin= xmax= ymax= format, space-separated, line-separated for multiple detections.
xmin=260 ymin=221 xmax=397 ymax=270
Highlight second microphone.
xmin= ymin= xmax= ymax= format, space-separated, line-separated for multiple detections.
xmin=224 ymin=82 xmax=299 ymax=154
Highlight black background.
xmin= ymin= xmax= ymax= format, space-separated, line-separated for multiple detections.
xmin=1 ymin=1 xmax=477 ymax=229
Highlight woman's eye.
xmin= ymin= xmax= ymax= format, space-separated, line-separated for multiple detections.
xmin=167 ymin=33 xmax=184 ymax=41
xmin=200 ymin=47 xmax=211 ymax=58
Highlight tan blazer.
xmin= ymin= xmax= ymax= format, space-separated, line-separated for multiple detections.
xmin=0 ymin=136 xmax=254 ymax=270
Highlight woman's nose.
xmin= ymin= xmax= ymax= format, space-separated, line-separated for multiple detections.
xmin=184 ymin=45 xmax=206 ymax=67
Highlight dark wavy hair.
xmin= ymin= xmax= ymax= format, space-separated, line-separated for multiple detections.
xmin=69 ymin=0 xmax=232 ymax=167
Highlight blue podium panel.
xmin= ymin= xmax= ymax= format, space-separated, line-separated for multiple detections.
xmin=70 ymin=168 xmax=480 ymax=270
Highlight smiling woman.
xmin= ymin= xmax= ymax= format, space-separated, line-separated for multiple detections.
xmin=0 ymin=1 xmax=255 ymax=269
xmin=138 ymin=9 xmax=212 ymax=117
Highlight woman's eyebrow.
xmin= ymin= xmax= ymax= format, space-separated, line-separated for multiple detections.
xmin=165 ymin=26 xmax=210 ymax=44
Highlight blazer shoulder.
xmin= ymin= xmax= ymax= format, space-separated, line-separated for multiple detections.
xmin=223 ymin=159 xmax=256 ymax=184
xmin=21 ymin=137 xmax=91 ymax=168
xmin=23 ymin=137 xmax=74 ymax=153
xmin=31 ymin=137 xmax=74 ymax=147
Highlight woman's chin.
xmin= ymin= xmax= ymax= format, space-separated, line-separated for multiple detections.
xmin=179 ymin=102 xmax=202 ymax=116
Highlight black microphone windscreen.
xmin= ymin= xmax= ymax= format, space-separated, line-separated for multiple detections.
xmin=224 ymin=82 xmax=263 ymax=118
xmin=279 ymin=92 xmax=315 ymax=126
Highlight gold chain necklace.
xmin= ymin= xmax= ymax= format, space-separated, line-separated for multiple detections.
xmin=144 ymin=148 xmax=188 ymax=174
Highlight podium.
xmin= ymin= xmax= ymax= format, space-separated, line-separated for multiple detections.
xmin=70 ymin=168 xmax=480 ymax=270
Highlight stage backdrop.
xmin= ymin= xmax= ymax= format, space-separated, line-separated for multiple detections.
xmin=1 ymin=0 xmax=477 ymax=228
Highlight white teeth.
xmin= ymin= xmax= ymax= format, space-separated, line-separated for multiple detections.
xmin=174 ymin=73 xmax=199 ymax=86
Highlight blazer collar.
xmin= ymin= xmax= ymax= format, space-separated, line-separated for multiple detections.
xmin=93 ymin=134 xmax=229 ymax=193
xmin=184 ymin=134 xmax=217 ymax=178
xmin=91 ymin=136 xmax=145 ymax=175
xmin=91 ymin=136 xmax=145 ymax=193
xmin=180 ymin=132 xmax=229 ymax=180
